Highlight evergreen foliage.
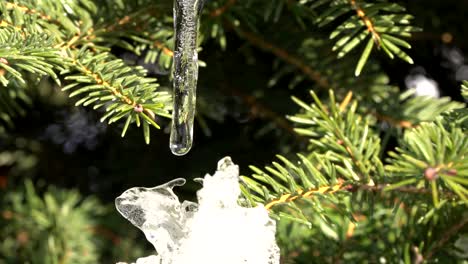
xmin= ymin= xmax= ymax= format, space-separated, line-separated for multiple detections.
xmin=1 ymin=180 xmax=103 ymax=263
xmin=0 ymin=0 xmax=171 ymax=141
xmin=241 ymin=90 xmax=466 ymax=262
xmin=0 ymin=180 xmax=149 ymax=263
xmin=0 ymin=0 xmax=467 ymax=263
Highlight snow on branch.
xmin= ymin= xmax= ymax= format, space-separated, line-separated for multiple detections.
xmin=116 ymin=157 xmax=280 ymax=264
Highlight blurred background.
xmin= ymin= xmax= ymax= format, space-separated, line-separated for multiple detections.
xmin=1 ymin=0 xmax=467 ymax=263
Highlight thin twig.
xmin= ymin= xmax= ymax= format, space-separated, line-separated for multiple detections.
xmin=373 ymin=112 xmax=414 ymax=128
xmin=105 ymin=15 xmax=132 ymax=32
xmin=153 ymin=40 xmax=174 ymax=56
xmin=230 ymin=24 xmax=330 ymax=90
xmin=265 ymin=180 xmax=345 ymax=210
xmin=87 ymin=225 xmax=122 ymax=245
xmin=349 ymin=0 xmax=380 ymax=45
xmin=5 ymin=2 xmax=56 ymax=23
xmin=210 ymin=0 xmax=237 ymax=17
xmin=265 ymin=181 xmax=456 ymax=210
xmin=424 ymin=217 xmax=468 ymax=260
xmin=70 ymin=58 xmax=139 ymax=108
xmin=225 ymin=85 xmax=308 ymax=143
xmin=355 ymin=184 xmax=431 ymax=195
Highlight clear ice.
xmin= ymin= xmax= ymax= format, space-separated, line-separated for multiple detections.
xmin=170 ymin=0 xmax=204 ymax=156
xmin=115 ymin=178 xmax=197 ymax=257
xmin=115 ymin=157 xmax=280 ymax=264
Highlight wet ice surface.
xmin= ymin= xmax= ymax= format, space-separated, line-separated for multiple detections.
xmin=169 ymin=0 xmax=204 ymax=156
xmin=115 ymin=157 xmax=280 ymax=264
xmin=115 ymin=178 xmax=197 ymax=257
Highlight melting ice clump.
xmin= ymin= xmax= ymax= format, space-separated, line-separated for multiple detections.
xmin=115 ymin=157 xmax=280 ymax=264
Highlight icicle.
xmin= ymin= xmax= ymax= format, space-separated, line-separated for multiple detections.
xmin=170 ymin=0 xmax=204 ymax=156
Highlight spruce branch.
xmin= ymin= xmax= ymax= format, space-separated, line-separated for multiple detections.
xmin=87 ymin=4 xmax=174 ymax=61
xmin=0 ymin=27 xmax=64 ymax=128
xmin=423 ymin=217 xmax=468 ymax=261
xmin=231 ymin=23 xmax=331 ymax=89
xmin=241 ymin=90 xmax=384 ymax=224
xmin=264 ymin=34 xmax=398 ymax=97
xmin=386 ymin=121 xmax=468 ymax=205
xmin=0 ymin=180 xmax=104 ymax=263
xmin=63 ymin=49 xmax=171 ymax=143
xmin=349 ymin=0 xmax=381 ymax=46
xmin=369 ymin=89 xmax=465 ymax=129
xmin=242 ymin=89 xmax=465 ymax=233
xmin=3 ymin=2 xmax=57 ymax=24
xmin=290 ymin=90 xmax=382 ymax=182
xmin=0 ymin=0 xmax=87 ymax=40
xmin=264 ymin=180 xmax=345 ymax=210
xmin=224 ymin=83 xmax=307 ymax=142
xmin=310 ymin=0 xmax=420 ymax=76
xmin=241 ymin=152 xmax=459 ymax=226
xmin=440 ymin=82 xmax=468 ymax=131
xmin=0 ymin=0 xmax=173 ymax=142
xmin=0 ymin=29 xmax=64 ymax=86
xmin=462 ymin=81 xmax=468 ymax=100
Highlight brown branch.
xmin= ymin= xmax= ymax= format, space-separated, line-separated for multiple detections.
xmin=210 ymin=0 xmax=237 ymax=17
xmin=4 ymin=2 xmax=63 ymax=28
xmin=424 ymin=217 xmax=468 ymax=260
xmin=231 ymin=24 xmax=330 ymax=90
xmin=355 ymin=183 xmax=458 ymax=201
xmin=265 ymin=180 xmax=345 ymax=210
xmin=101 ymin=10 xmax=175 ymax=57
xmin=4 ymin=2 xmax=79 ymax=49
xmin=105 ymin=15 xmax=132 ymax=32
xmin=71 ymin=59 xmax=136 ymax=107
xmin=100 ymin=6 xmax=161 ymax=34
xmin=87 ymin=225 xmax=122 ymax=245
xmin=349 ymin=0 xmax=380 ymax=45
xmin=70 ymin=58 xmax=158 ymax=119
xmin=0 ymin=19 xmax=23 ymax=33
xmin=355 ymin=184 xmax=432 ymax=195
xmin=373 ymin=112 xmax=415 ymax=128
xmin=225 ymin=85 xmax=308 ymax=143
xmin=153 ymin=40 xmax=174 ymax=57
xmin=264 ymin=180 xmax=456 ymax=211
xmin=5 ymin=2 xmax=53 ymax=22
xmin=56 ymin=34 xmax=81 ymax=50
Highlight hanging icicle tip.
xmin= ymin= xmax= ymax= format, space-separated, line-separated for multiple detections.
xmin=170 ymin=0 xmax=205 ymax=156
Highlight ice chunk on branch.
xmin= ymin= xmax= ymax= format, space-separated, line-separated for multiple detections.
xmin=116 ymin=157 xmax=280 ymax=264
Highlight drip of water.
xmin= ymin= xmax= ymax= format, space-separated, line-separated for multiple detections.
xmin=170 ymin=0 xmax=204 ymax=156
